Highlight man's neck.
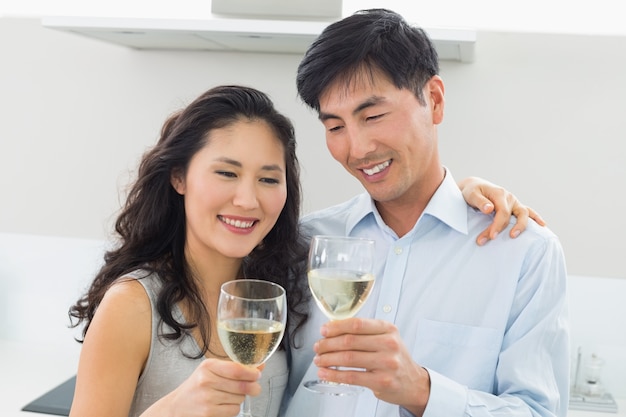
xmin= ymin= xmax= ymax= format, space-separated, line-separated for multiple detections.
xmin=375 ymin=198 xmax=428 ymax=238
xmin=375 ymin=167 xmax=446 ymax=237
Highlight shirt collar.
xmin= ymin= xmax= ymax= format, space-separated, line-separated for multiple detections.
xmin=422 ymin=168 xmax=469 ymax=235
xmin=344 ymin=167 xmax=469 ymax=237
xmin=345 ymin=193 xmax=376 ymax=235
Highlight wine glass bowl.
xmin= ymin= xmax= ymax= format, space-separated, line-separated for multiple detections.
xmin=217 ymin=279 xmax=287 ymax=417
xmin=304 ymin=235 xmax=375 ymax=398
xmin=307 ymin=235 xmax=376 ymax=321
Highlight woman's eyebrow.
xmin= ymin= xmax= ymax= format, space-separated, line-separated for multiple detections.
xmin=214 ymin=157 xmax=242 ymax=167
xmin=214 ymin=157 xmax=283 ymax=172
xmin=261 ymin=164 xmax=284 ymax=172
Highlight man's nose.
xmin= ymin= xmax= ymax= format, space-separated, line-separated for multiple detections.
xmin=347 ymin=127 xmax=377 ymax=160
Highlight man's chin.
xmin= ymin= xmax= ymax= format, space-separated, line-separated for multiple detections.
xmin=362 ymin=186 xmax=401 ymax=204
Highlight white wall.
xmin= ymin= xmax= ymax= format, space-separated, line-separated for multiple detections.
xmin=1 ymin=17 xmax=625 ymax=278
xmin=438 ymin=30 xmax=626 ymax=280
xmin=0 ymin=17 xmax=358 ymax=238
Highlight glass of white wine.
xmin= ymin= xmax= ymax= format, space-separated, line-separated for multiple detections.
xmin=304 ymin=235 xmax=376 ymax=397
xmin=217 ymin=279 xmax=287 ymax=417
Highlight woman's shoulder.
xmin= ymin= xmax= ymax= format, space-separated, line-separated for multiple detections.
xmin=112 ymin=269 xmax=162 ymax=301
xmin=103 ymin=274 xmax=152 ymax=319
xmin=99 ymin=269 xmax=161 ymax=327
xmin=83 ymin=271 xmax=153 ymax=377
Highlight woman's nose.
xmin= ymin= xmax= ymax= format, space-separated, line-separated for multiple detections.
xmin=232 ymin=181 xmax=260 ymax=210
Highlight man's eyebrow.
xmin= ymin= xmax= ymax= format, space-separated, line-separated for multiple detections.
xmin=319 ymin=95 xmax=386 ymax=122
xmin=214 ymin=157 xmax=283 ymax=172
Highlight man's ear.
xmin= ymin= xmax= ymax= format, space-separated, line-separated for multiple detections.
xmin=428 ymin=75 xmax=445 ymax=125
xmin=170 ymin=169 xmax=186 ymax=195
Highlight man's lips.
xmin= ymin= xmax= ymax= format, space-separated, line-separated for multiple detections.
xmin=361 ymin=160 xmax=391 ymax=176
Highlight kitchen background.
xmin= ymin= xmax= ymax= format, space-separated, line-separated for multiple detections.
xmin=1 ymin=0 xmax=625 ymax=403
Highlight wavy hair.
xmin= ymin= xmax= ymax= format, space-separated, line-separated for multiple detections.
xmin=69 ymin=85 xmax=309 ymax=356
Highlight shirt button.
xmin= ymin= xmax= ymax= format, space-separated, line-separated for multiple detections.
xmin=394 ymin=246 xmax=403 ymax=255
xmin=383 ymin=305 xmax=392 ymax=313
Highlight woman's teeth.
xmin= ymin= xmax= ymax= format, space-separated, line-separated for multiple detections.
xmin=363 ymin=160 xmax=390 ymax=176
xmin=219 ymin=216 xmax=254 ymax=229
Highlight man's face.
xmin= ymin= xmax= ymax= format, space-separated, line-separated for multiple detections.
xmin=318 ymin=70 xmax=445 ymax=207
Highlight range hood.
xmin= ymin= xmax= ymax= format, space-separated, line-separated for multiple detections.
xmin=41 ymin=1 xmax=476 ymax=62
xmin=41 ymin=16 xmax=332 ymax=54
xmin=210 ymin=0 xmax=342 ymax=21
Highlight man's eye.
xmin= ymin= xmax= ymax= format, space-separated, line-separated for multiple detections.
xmin=328 ymin=125 xmax=343 ymax=132
xmin=366 ymin=113 xmax=385 ymax=121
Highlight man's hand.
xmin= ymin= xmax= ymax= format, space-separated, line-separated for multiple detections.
xmin=314 ymin=318 xmax=430 ymax=417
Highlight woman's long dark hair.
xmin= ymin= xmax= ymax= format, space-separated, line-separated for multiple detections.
xmin=69 ymin=85 xmax=309 ymax=356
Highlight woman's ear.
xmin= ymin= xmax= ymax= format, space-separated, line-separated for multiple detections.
xmin=170 ymin=169 xmax=186 ymax=195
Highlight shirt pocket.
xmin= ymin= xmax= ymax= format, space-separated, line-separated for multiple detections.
xmin=413 ymin=319 xmax=502 ymax=392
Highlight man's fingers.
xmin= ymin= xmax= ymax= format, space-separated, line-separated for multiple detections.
xmin=321 ymin=318 xmax=392 ymax=337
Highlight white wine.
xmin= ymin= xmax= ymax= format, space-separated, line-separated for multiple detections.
xmin=308 ymin=269 xmax=375 ymax=320
xmin=218 ymin=318 xmax=284 ymax=366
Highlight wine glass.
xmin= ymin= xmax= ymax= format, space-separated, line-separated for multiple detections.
xmin=217 ymin=279 xmax=287 ymax=417
xmin=304 ymin=235 xmax=376 ymax=396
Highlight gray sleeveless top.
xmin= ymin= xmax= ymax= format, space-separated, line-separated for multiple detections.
xmin=127 ymin=271 xmax=288 ymax=417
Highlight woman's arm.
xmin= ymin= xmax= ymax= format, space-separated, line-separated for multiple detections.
xmin=458 ymin=176 xmax=546 ymax=246
xmin=69 ymin=279 xmax=151 ymax=417
xmin=69 ymin=279 xmax=262 ymax=417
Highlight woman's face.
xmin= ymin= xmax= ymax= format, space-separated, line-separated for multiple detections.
xmin=172 ymin=118 xmax=287 ymax=262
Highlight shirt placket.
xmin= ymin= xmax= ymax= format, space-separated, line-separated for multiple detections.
xmin=355 ymin=236 xmax=412 ymax=417
xmin=374 ymin=238 xmax=410 ymax=323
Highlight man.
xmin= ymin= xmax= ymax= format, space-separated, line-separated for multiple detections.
xmin=282 ymin=8 xmax=569 ymax=417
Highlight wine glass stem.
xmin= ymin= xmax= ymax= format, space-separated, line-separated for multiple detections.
xmin=240 ymin=394 xmax=252 ymax=417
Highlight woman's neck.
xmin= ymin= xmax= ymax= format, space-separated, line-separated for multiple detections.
xmin=185 ymin=243 xmax=243 ymax=298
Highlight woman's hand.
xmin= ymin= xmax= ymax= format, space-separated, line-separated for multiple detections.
xmin=144 ymin=359 xmax=262 ymax=417
xmin=458 ymin=176 xmax=546 ymax=245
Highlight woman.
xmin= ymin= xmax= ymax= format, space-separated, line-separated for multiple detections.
xmin=68 ymin=85 xmax=541 ymax=417
xmin=69 ymin=85 xmax=308 ymax=417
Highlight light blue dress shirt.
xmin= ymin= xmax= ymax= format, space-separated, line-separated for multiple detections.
xmin=281 ymin=170 xmax=569 ymax=417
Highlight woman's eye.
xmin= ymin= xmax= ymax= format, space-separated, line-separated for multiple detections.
xmin=216 ymin=170 xmax=236 ymax=178
xmin=260 ymin=177 xmax=280 ymax=185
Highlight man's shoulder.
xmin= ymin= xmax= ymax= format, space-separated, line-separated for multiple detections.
xmin=466 ymin=205 xmax=561 ymax=249
xmin=300 ymin=194 xmax=368 ymax=235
